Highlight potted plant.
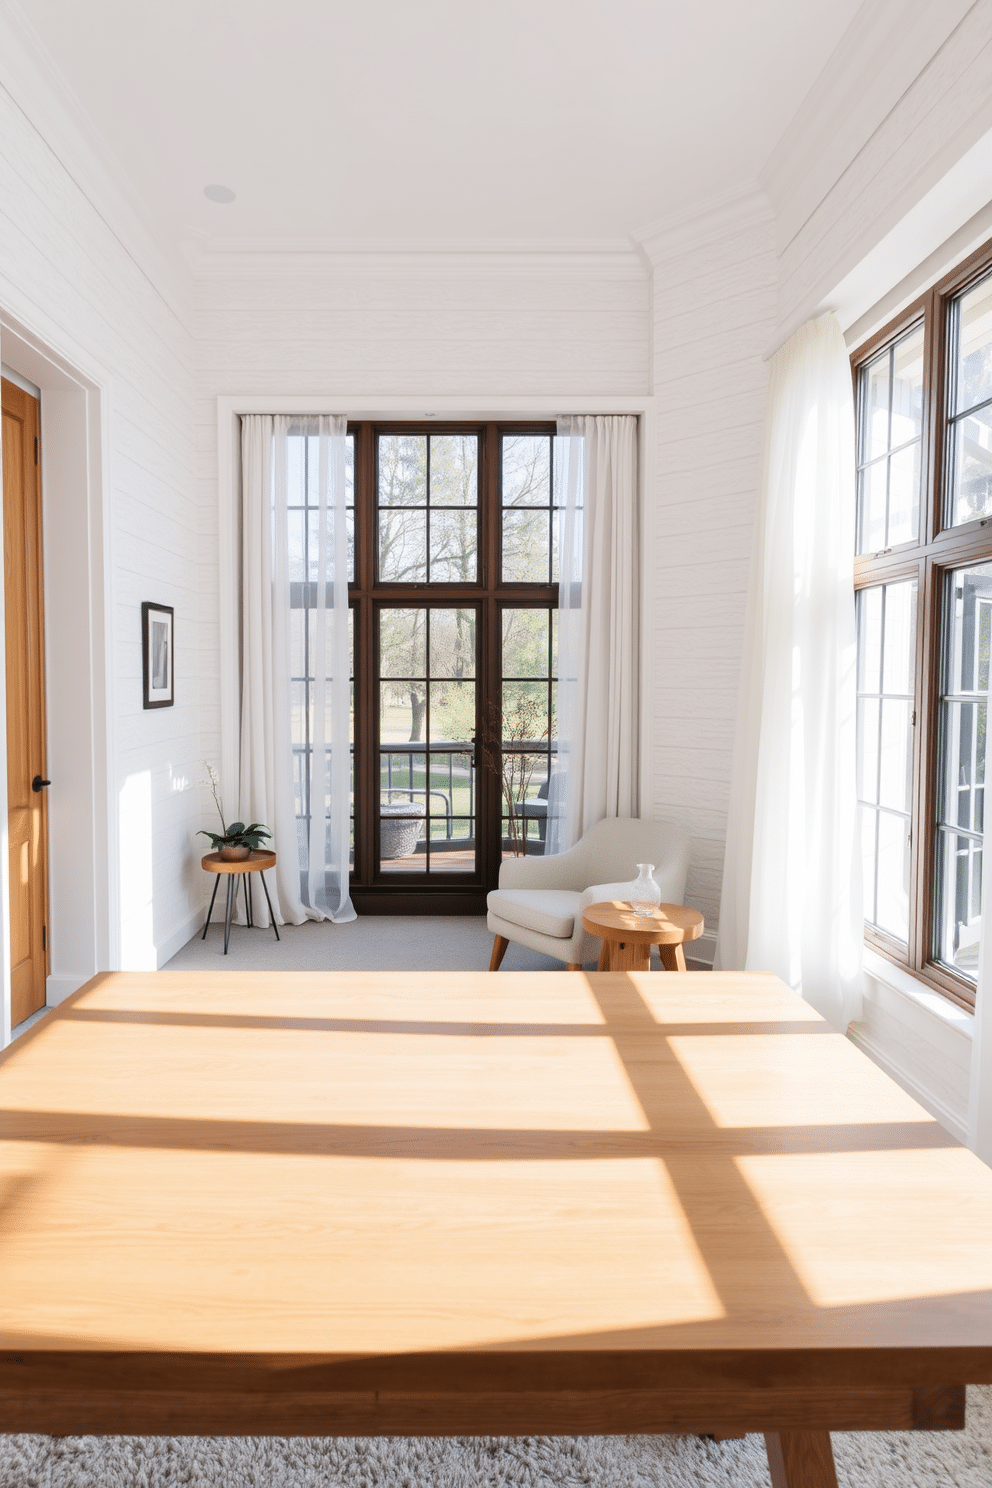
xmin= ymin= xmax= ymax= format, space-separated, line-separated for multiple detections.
xmin=198 ymin=762 xmax=272 ymax=860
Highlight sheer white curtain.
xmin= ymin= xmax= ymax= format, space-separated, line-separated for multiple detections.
xmin=715 ymin=313 xmax=862 ymax=1031
xmin=550 ymin=415 xmax=639 ymax=854
xmin=240 ymin=414 xmax=355 ymax=925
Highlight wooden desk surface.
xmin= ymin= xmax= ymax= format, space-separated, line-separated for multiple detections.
xmin=2 ymin=969 xmax=991 ymax=1444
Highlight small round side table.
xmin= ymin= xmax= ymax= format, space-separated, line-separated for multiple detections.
xmin=581 ymin=900 xmax=704 ymax=972
xmin=201 ymin=850 xmax=280 ymax=955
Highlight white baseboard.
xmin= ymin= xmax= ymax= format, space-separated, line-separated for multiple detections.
xmin=847 ymin=1021 xmax=969 ymax=1143
xmin=45 ymin=973 xmax=93 ymax=1006
xmin=156 ymin=907 xmax=205 ymax=968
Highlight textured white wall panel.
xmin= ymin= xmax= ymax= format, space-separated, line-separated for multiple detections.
xmin=646 ymin=205 xmax=777 ymax=945
xmin=777 ymin=1 xmax=992 ymax=335
xmin=0 ymin=84 xmax=202 ymax=976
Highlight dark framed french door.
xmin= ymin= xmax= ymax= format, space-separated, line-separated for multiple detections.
xmin=344 ymin=422 xmax=559 ymax=914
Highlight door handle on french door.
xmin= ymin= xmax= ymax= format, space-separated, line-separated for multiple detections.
xmin=32 ymin=775 xmax=50 ymax=792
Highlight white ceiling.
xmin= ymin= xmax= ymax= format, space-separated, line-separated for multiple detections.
xmin=23 ymin=0 xmax=865 ymax=254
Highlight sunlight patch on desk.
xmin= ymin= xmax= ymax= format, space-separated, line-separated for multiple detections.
xmin=1 ymin=1023 xmax=650 ymax=1133
xmin=0 ymin=1149 xmax=723 ymax=1352
xmin=668 ymin=1033 xmax=932 ymax=1128
xmin=736 ymin=1148 xmax=992 ymax=1306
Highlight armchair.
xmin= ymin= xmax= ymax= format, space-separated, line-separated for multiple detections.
xmin=487 ymin=817 xmax=690 ymax=970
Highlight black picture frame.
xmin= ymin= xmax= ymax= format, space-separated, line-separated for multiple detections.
xmin=142 ymin=601 xmax=174 ymax=709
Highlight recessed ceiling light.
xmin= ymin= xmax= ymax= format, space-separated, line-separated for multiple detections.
xmin=204 ymin=184 xmax=236 ymax=204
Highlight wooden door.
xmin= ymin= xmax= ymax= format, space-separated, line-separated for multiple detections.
xmin=2 ymin=378 xmax=49 ymax=1026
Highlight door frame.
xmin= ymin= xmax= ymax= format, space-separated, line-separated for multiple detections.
xmin=0 ymin=313 xmax=115 ymax=1046
xmin=218 ymin=397 xmax=655 ymax=914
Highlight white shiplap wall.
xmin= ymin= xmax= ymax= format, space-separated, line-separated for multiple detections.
xmin=773 ymin=0 xmax=992 ymax=339
xmin=642 ymin=199 xmax=777 ymax=957
xmin=0 ymin=82 xmax=203 ymax=977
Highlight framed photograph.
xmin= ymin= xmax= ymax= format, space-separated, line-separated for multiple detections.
xmin=142 ymin=602 xmax=174 ymax=708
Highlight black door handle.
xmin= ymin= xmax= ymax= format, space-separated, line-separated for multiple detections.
xmin=32 ymin=775 xmax=50 ymax=793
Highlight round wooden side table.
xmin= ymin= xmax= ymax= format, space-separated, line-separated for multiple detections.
xmin=581 ymin=900 xmax=704 ymax=972
xmin=201 ymin=850 xmax=280 ymax=955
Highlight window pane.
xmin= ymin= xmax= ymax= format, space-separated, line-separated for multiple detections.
xmin=939 ymin=700 xmax=986 ymax=833
xmin=856 ymin=586 xmax=883 ymax=693
xmin=887 ymin=442 xmax=920 ymax=548
xmin=379 ymin=508 xmax=427 ymax=582
xmin=876 ymin=810 xmax=911 ymax=943
xmin=858 ymin=460 xmax=887 ymax=554
xmin=290 ymin=606 xmax=305 ymax=679
xmin=502 ymin=679 xmax=550 ymax=745
xmin=934 ymin=564 xmax=992 ymax=981
xmin=856 ymin=578 xmax=917 ymax=947
xmin=503 ymin=509 xmax=550 ymax=582
xmin=862 ymin=350 xmax=890 ymax=462
xmin=856 ymin=326 xmax=923 ymax=551
xmin=878 ymin=699 xmax=913 ymax=812
xmin=287 ymin=507 xmax=305 ymax=582
xmin=502 ymin=435 xmax=551 ymax=505
xmin=379 ymin=435 xmax=427 ymax=506
xmin=943 ymin=564 xmax=992 ymax=693
xmin=891 ymin=327 xmax=924 ymax=448
xmin=857 ymin=697 xmax=880 ymax=806
xmin=429 ymin=609 xmax=476 ymax=678
xmin=881 ymin=580 xmax=916 ymax=694
xmin=379 ymin=608 xmax=426 ymax=678
xmin=861 ymin=808 xmax=878 ymax=924
xmin=503 ymin=608 xmax=551 ymax=678
xmin=429 ymin=508 xmax=477 ymax=582
xmin=953 ymin=271 xmax=992 ymax=415
xmin=934 ymin=829 xmax=982 ymax=979
xmin=429 ymin=680 xmax=475 ymax=744
xmin=948 ymin=404 xmax=992 ymax=526
xmin=380 ymin=683 xmax=423 ymax=744
xmin=430 ymin=434 xmax=477 ymax=506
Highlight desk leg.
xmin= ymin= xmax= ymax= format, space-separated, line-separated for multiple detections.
xmin=258 ymin=870 xmax=280 ymax=941
xmin=764 ymin=1432 xmax=837 ymax=1488
xmin=659 ymin=941 xmax=687 ymax=972
xmin=223 ymin=876 xmax=235 ymax=955
xmin=201 ymin=876 xmax=220 ymax=940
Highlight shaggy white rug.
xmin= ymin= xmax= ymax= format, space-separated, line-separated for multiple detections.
xmin=3 ymin=1388 xmax=990 ymax=1488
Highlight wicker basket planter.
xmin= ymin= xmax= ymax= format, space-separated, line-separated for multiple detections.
xmin=380 ymin=799 xmax=426 ymax=859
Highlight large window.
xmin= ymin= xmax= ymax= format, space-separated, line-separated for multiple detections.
xmin=333 ymin=423 xmax=560 ymax=912
xmin=853 ymin=239 xmax=992 ymax=1009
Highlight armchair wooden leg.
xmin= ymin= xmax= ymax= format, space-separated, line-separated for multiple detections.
xmin=489 ymin=935 xmax=509 ymax=971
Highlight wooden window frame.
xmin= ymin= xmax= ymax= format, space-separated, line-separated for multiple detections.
xmin=853 ymin=234 xmax=992 ymax=1011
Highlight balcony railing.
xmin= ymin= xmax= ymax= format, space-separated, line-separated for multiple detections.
xmin=293 ymin=740 xmax=555 ymax=858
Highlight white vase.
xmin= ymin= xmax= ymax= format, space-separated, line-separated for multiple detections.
xmin=630 ymin=863 xmax=661 ymax=917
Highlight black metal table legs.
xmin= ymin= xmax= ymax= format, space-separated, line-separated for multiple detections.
xmin=202 ymin=869 xmax=281 ymax=952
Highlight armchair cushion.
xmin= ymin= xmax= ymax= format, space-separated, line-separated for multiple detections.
xmin=486 ymin=888 xmax=579 ymax=940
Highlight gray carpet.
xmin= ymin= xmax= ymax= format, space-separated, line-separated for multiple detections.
xmin=2 ymin=1390 xmax=991 ymax=1487
xmin=164 ymin=913 xmax=699 ymax=974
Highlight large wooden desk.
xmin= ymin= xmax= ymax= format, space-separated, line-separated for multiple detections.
xmin=2 ymin=970 xmax=991 ymax=1488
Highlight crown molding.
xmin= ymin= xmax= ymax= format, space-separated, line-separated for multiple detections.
xmin=183 ymin=232 xmax=647 ymax=283
xmin=631 ymin=182 xmax=773 ymax=269
xmin=759 ymin=0 xmax=976 ymax=256
xmin=0 ymin=0 xmax=192 ymax=327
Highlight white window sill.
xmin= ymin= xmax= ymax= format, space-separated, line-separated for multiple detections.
xmin=861 ymin=947 xmax=973 ymax=1042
